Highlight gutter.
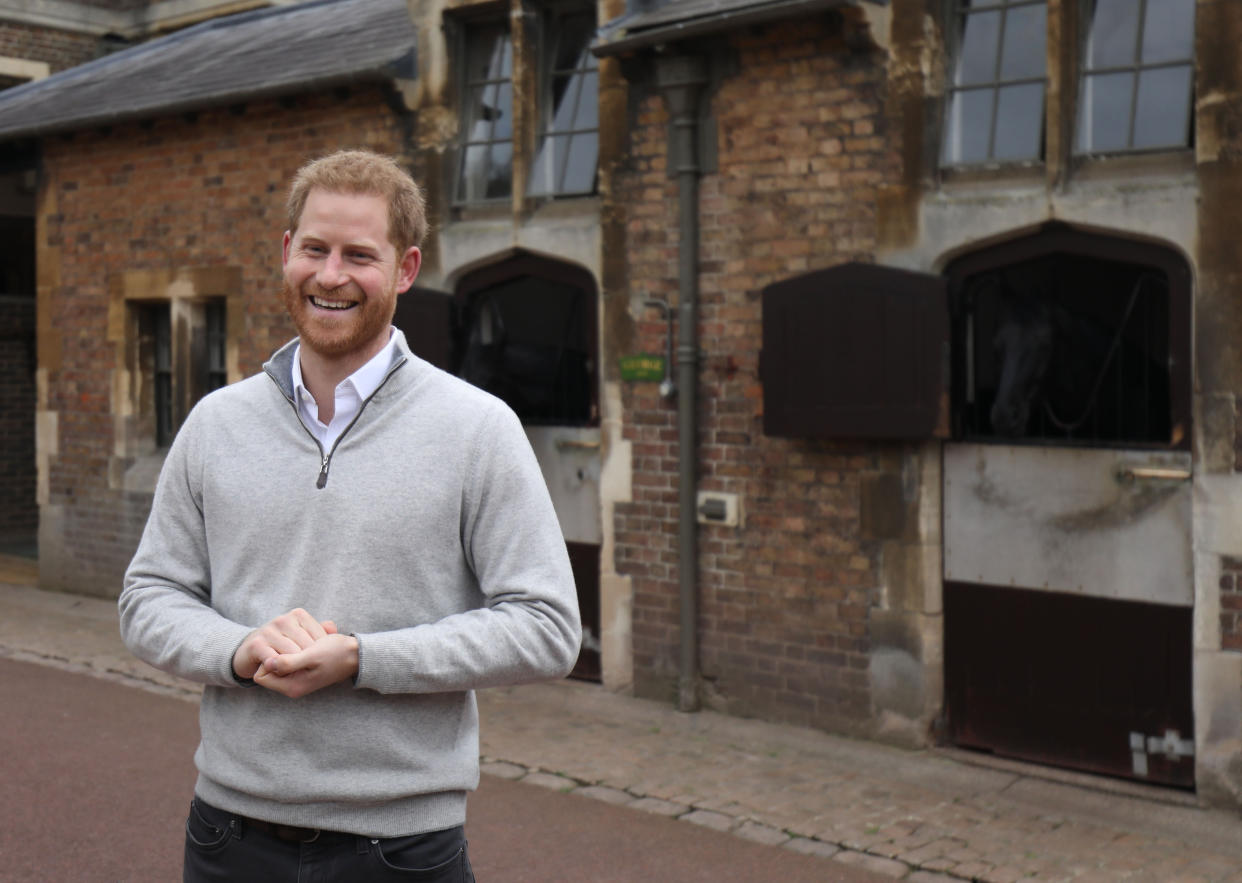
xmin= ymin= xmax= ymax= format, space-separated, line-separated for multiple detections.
xmin=593 ymin=0 xmax=883 ymax=58
xmin=655 ymin=55 xmax=710 ymax=714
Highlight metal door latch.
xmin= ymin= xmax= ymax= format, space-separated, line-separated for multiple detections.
xmin=1115 ymin=465 xmax=1192 ymax=484
xmin=1130 ymin=729 xmax=1194 ymax=776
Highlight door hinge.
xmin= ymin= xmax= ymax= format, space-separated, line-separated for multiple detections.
xmin=1130 ymin=729 xmax=1194 ymax=777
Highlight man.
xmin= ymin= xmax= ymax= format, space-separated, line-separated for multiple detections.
xmin=120 ymin=150 xmax=581 ymax=882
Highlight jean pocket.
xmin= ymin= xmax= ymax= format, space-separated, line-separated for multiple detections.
xmin=184 ymin=800 xmax=233 ymax=852
xmin=371 ymin=837 xmax=469 ymax=881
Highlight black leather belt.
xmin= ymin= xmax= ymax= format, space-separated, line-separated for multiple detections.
xmin=243 ymin=816 xmax=330 ymax=844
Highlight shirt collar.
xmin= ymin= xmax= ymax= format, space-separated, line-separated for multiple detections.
xmin=291 ymin=328 xmax=397 ymax=404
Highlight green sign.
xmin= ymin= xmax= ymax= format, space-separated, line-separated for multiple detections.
xmin=619 ymin=354 xmax=665 ymax=382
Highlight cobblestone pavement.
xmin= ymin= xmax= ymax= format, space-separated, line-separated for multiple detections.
xmin=3 ymin=559 xmax=1241 ymax=883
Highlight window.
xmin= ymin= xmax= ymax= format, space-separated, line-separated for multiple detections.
xmin=205 ymin=300 xmax=227 ymax=392
xmin=455 ymin=253 xmax=598 ymax=426
xmin=942 ymin=0 xmax=1048 ymax=166
xmin=456 ymin=22 xmax=514 ymax=203
xmin=1075 ymin=0 xmax=1194 ymax=154
xmin=137 ymin=303 xmax=174 ymax=445
xmin=133 ymin=297 xmax=227 ymax=446
xmin=528 ymin=9 xmax=599 ymax=197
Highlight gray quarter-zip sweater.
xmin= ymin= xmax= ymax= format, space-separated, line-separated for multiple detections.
xmin=119 ymin=330 xmax=581 ymax=837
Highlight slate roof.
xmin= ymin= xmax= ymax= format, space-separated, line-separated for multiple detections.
xmin=594 ymin=0 xmax=885 ymax=56
xmin=0 ymin=0 xmax=416 ymax=140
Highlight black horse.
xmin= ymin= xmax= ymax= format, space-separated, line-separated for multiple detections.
xmin=985 ymin=275 xmax=1169 ymax=443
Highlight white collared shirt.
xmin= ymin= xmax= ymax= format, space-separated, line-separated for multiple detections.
xmin=291 ymin=329 xmax=397 ymax=450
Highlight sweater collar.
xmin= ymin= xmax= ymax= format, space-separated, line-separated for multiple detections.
xmin=264 ymin=327 xmax=412 ymax=401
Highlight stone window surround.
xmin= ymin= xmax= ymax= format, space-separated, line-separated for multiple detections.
xmin=107 ymin=266 xmax=242 ymax=494
xmin=0 ymin=56 xmax=50 ymax=84
xmin=447 ymin=0 xmax=599 ymax=210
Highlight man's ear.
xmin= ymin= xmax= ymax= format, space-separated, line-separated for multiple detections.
xmin=281 ymin=231 xmax=292 ymax=268
xmin=395 ymin=246 xmax=422 ymax=294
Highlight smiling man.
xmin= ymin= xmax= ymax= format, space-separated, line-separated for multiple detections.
xmin=119 ymin=150 xmax=581 ymax=882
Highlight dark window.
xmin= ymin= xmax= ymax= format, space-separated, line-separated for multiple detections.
xmin=942 ymin=0 xmax=1048 ymax=166
xmin=455 ymin=254 xmax=598 ymax=426
xmin=948 ymin=227 xmax=1191 ymax=448
xmin=205 ymin=300 xmax=227 ymax=393
xmin=133 ymin=297 xmax=227 ymax=447
xmin=136 ymin=303 xmax=175 ymax=447
xmin=1076 ymin=0 xmax=1195 ymax=154
xmin=456 ymin=22 xmax=515 ymax=203
xmin=528 ymin=8 xmax=599 ymax=197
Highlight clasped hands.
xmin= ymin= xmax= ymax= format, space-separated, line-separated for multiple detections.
xmin=232 ymin=608 xmax=358 ymax=699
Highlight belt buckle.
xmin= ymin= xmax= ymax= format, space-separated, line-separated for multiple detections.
xmin=273 ymin=822 xmax=321 ymax=843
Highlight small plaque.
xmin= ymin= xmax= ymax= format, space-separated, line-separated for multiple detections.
xmin=619 ymin=354 xmax=665 ymax=382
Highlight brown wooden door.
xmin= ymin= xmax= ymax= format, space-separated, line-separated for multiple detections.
xmin=945 ymin=581 xmax=1194 ymax=788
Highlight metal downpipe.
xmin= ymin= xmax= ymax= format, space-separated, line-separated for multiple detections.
xmin=656 ymin=55 xmax=707 ymax=713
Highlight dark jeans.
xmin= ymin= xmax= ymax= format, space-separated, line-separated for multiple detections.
xmin=183 ymin=798 xmax=475 ymax=882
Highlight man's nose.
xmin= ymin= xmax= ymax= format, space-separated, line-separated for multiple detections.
xmin=316 ymin=251 xmax=348 ymax=288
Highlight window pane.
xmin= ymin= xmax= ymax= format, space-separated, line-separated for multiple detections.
xmin=490 ymin=32 xmax=513 ymax=79
xmin=1087 ymin=0 xmax=1140 ymax=69
xmin=485 ymin=142 xmax=512 ymax=200
xmin=999 ymin=4 xmax=1046 ymax=80
xmin=458 ymin=144 xmax=488 ymax=201
xmin=205 ymin=301 xmax=227 ymax=391
xmin=530 ymin=9 xmax=597 ymax=196
xmin=459 ymin=24 xmax=513 ymax=202
xmin=954 ymin=11 xmax=1001 ymax=86
xmin=491 ymin=82 xmax=513 ymax=140
xmin=1142 ymin=0 xmax=1194 ymax=64
xmin=466 ymin=28 xmax=508 ymax=81
xmin=550 ymin=72 xmax=579 ymax=133
xmin=1077 ymin=71 xmax=1135 ymax=152
xmin=574 ymin=70 xmax=598 ymax=130
xmin=993 ymin=82 xmax=1044 ymax=159
xmin=1133 ymin=65 xmax=1192 ymax=148
xmin=554 ymin=14 xmax=595 ymax=72
xmin=528 ymin=134 xmax=563 ymax=194
xmin=943 ymin=88 xmax=994 ymax=164
xmin=465 ymin=85 xmax=494 ymax=141
xmin=155 ymin=307 xmax=171 ymax=371
xmin=562 ymin=133 xmax=598 ymax=193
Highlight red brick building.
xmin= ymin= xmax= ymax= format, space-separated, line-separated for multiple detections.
xmin=0 ymin=0 xmax=294 ymax=554
xmin=4 ymin=0 xmax=1242 ymax=807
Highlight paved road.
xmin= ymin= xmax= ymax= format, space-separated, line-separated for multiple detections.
xmin=0 ymin=658 xmax=888 ymax=882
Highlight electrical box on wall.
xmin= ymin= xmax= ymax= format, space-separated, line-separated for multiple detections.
xmin=696 ymin=491 xmax=741 ymax=527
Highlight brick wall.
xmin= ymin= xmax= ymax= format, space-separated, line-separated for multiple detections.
xmin=613 ymin=19 xmax=902 ymax=733
xmin=39 ymin=86 xmax=409 ymax=594
xmin=0 ymin=296 xmax=36 ymax=541
xmin=0 ymin=22 xmax=101 ymax=73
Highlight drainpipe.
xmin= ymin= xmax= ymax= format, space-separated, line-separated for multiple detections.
xmin=655 ymin=55 xmax=707 ymax=714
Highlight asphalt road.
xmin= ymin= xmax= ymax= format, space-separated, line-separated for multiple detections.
xmin=0 ymin=657 xmax=887 ymax=882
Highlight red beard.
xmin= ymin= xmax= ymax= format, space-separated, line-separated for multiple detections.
xmin=281 ymin=277 xmax=397 ymax=362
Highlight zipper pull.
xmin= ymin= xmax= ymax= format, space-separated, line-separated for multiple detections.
xmin=317 ymin=455 xmax=330 ymax=489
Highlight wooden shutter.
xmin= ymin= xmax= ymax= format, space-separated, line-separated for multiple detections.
xmin=760 ymin=262 xmax=948 ymax=439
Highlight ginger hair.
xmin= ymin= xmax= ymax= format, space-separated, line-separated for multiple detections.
xmin=287 ymin=149 xmax=427 ymax=252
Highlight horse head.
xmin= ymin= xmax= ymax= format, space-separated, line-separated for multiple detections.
xmin=988 ymin=281 xmax=1054 ymax=438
